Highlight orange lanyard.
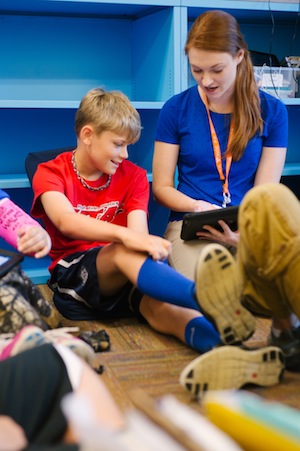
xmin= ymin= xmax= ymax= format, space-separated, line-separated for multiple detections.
xmin=203 ymin=95 xmax=234 ymax=208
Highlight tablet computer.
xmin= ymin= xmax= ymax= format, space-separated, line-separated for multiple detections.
xmin=181 ymin=205 xmax=239 ymax=241
xmin=0 ymin=248 xmax=24 ymax=278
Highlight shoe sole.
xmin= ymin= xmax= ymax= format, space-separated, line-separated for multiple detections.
xmin=196 ymin=243 xmax=255 ymax=345
xmin=180 ymin=346 xmax=285 ymax=400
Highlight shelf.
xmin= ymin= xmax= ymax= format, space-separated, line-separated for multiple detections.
xmin=282 ymin=164 xmax=300 ymax=176
xmin=0 ymin=100 xmax=165 ymax=109
xmin=22 ymin=257 xmax=51 ymax=285
xmin=0 ymin=1 xmax=181 ymax=17
xmin=0 ymin=174 xmax=30 ymax=189
xmin=0 ymin=8 xmax=177 ymax=104
xmin=0 ymin=172 xmax=153 ymax=190
xmin=183 ymin=1 xmax=300 ymax=16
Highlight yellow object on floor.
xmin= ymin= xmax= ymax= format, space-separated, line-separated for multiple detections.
xmin=203 ymin=390 xmax=300 ymax=451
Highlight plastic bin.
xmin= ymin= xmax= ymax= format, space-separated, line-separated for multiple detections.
xmin=254 ymin=66 xmax=299 ymax=98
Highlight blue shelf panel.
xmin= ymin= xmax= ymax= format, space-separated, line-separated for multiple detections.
xmin=0 ymin=0 xmax=181 ymax=16
xmin=22 ymin=257 xmax=50 ymax=285
xmin=0 ymin=100 xmax=165 ymax=109
xmin=0 ymin=9 xmax=177 ymax=103
xmin=182 ymin=1 xmax=300 ymax=16
xmin=0 ymin=172 xmax=153 ymax=190
xmin=0 ymin=174 xmax=30 ymax=189
xmin=282 ymin=164 xmax=300 ymax=176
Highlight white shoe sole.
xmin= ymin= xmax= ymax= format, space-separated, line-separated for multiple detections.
xmin=180 ymin=346 xmax=285 ymax=400
xmin=196 ymin=243 xmax=255 ymax=344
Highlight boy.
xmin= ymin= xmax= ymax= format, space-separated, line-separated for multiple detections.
xmin=31 ymin=88 xmax=283 ymax=391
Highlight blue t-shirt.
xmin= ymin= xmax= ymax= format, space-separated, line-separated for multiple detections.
xmin=155 ymin=86 xmax=288 ymax=220
xmin=0 ymin=189 xmax=9 ymax=201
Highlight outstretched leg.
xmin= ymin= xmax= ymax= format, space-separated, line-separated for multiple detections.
xmin=238 ymin=183 xmax=300 ymax=371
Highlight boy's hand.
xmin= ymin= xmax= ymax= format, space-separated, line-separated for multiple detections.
xmin=143 ymin=234 xmax=172 ymax=261
xmin=17 ymin=226 xmax=52 ymax=258
xmin=122 ymin=229 xmax=172 ymax=261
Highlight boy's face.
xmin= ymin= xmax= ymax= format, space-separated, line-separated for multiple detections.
xmin=88 ymin=130 xmax=129 ymax=175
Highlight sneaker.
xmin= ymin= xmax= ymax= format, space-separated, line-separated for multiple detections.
xmin=195 ymin=243 xmax=256 ymax=345
xmin=78 ymin=330 xmax=110 ymax=352
xmin=44 ymin=328 xmax=96 ymax=365
xmin=180 ymin=345 xmax=285 ymax=400
xmin=268 ymin=329 xmax=300 ymax=372
xmin=0 ymin=325 xmax=46 ymax=360
xmin=0 ymin=325 xmax=95 ymax=365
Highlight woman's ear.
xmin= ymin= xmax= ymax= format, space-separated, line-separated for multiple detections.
xmin=236 ymin=49 xmax=245 ymax=65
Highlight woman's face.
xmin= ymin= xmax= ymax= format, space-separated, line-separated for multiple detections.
xmin=188 ymin=47 xmax=244 ymax=104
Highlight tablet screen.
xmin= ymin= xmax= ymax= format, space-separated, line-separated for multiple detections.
xmin=181 ymin=206 xmax=239 ymax=241
xmin=0 ymin=249 xmax=24 ymax=278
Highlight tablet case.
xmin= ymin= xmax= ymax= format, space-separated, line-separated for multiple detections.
xmin=181 ymin=206 xmax=239 ymax=241
xmin=0 ymin=249 xmax=24 ymax=278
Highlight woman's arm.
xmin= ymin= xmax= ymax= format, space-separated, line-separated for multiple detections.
xmin=152 ymin=141 xmax=215 ymax=213
xmin=254 ymin=146 xmax=287 ymax=185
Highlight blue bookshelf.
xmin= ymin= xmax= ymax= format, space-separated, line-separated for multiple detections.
xmin=0 ymin=0 xmax=299 ymax=283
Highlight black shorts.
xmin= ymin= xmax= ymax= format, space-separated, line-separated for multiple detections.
xmin=49 ymin=247 xmax=139 ymax=321
xmin=0 ymin=344 xmax=78 ymax=450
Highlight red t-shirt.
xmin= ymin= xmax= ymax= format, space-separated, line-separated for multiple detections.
xmin=31 ymin=151 xmax=149 ymax=272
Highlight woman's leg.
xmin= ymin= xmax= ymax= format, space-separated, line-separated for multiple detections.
xmin=164 ymin=220 xmax=208 ymax=280
xmin=165 ymin=220 xmax=236 ymax=280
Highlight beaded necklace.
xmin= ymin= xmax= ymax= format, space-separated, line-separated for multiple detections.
xmin=71 ymin=150 xmax=111 ymax=191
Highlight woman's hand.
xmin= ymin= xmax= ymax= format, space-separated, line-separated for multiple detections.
xmin=17 ymin=226 xmax=52 ymax=258
xmin=196 ymin=220 xmax=239 ymax=247
xmin=193 ymin=200 xmax=220 ymax=212
xmin=0 ymin=416 xmax=28 ymax=451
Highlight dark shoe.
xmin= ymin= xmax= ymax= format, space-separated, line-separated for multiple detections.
xmin=268 ymin=329 xmax=300 ymax=372
xmin=180 ymin=345 xmax=285 ymax=400
xmin=195 ymin=244 xmax=255 ymax=345
xmin=78 ymin=330 xmax=110 ymax=352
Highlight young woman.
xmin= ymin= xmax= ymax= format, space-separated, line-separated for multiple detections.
xmin=152 ymin=10 xmax=288 ymax=280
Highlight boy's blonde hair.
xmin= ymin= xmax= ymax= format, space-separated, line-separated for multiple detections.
xmin=75 ymin=88 xmax=142 ymax=144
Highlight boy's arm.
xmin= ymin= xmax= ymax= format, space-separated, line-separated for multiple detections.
xmin=41 ymin=191 xmax=171 ymax=261
xmin=127 ymin=209 xmax=149 ymax=234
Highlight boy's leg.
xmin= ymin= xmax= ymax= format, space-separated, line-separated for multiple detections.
xmin=139 ymin=296 xmax=221 ymax=353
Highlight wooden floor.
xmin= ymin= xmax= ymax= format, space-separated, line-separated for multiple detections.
xmin=39 ymin=284 xmax=300 ymax=416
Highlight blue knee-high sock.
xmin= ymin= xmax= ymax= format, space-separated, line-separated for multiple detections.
xmin=184 ymin=317 xmax=221 ymax=353
xmin=137 ymin=257 xmax=199 ymax=310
